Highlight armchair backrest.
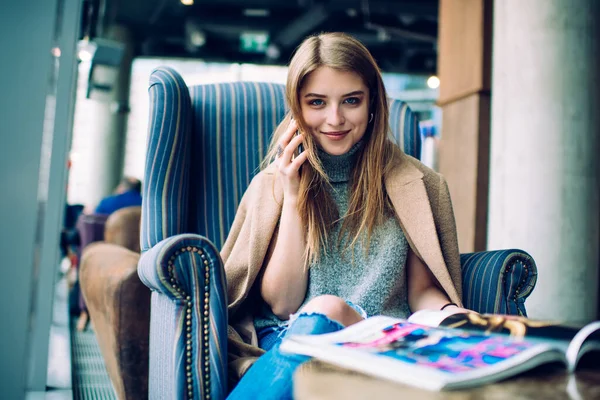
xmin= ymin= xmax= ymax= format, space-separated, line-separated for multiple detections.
xmin=142 ymin=66 xmax=421 ymax=253
xmin=104 ymin=205 xmax=142 ymax=253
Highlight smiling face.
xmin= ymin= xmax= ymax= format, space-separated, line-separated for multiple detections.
xmin=299 ymin=66 xmax=370 ymax=156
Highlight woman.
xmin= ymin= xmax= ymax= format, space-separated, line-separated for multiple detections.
xmin=222 ymin=32 xmax=468 ymax=399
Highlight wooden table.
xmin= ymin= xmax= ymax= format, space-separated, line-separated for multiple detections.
xmin=294 ymin=360 xmax=600 ymax=400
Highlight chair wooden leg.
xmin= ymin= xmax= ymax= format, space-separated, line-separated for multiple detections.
xmin=76 ymin=310 xmax=89 ymax=331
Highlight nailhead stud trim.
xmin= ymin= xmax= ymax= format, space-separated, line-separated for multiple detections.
xmin=500 ymin=256 xmax=533 ymax=316
xmin=167 ymin=245 xmax=211 ymax=399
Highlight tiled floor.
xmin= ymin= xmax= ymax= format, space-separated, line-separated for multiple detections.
xmin=71 ymin=322 xmax=116 ymax=400
xmin=26 ymin=273 xmax=116 ymax=400
xmin=27 ymin=276 xmax=73 ymax=399
xmin=47 ymin=278 xmax=72 ymax=389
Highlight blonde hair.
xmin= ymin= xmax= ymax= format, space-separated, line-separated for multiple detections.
xmin=262 ymin=32 xmax=397 ymax=266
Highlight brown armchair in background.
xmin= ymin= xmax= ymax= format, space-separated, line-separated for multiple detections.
xmin=79 ymin=205 xmax=150 ymax=400
xmin=103 ymin=205 xmax=142 ymax=253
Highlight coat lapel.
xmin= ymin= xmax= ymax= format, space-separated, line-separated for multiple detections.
xmin=249 ymin=170 xmax=282 ymax=276
xmin=385 ymin=155 xmax=456 ymax=295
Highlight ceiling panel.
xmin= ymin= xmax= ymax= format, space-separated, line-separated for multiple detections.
xmin=84 ymin=0 xmax=439 ymax=74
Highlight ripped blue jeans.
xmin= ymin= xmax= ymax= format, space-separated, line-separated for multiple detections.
xmin=226 ymin=312 xmax=347 ymax=400
xmin=256 ymin=300 xmax=367 ymax=351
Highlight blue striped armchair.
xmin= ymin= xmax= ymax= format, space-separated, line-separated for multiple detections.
xmin=137 ymin=67 xmax=537 ymax=399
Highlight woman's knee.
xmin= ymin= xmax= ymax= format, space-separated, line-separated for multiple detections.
xmin=300 ymin=295 xmax=362 ymax=326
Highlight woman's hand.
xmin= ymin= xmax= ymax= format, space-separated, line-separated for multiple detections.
xmin=274 ymin=119 xmax=308 ymax=204
xmin=260 ymin=119 xmax=311 ymax=319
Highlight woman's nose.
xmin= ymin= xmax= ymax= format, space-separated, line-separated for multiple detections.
xmin=326 ymin=106 xmax=345 ymax=126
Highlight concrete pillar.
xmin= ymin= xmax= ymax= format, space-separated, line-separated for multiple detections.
xmin=68 ymin=25 xmax=133 ymax=209
xmin=26 ymin=0 xmax=83 ymax=391
xmin=0 ymin=0 xmax=62 ymax=397
xmin=488 ymin=0 xmax=600 ymax=322
xmin=437 ymin=0 xmax=493 ymax=252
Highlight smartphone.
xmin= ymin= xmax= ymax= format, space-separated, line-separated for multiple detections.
xmin=296 ymin=130 xmax=304 ymax=156
xmin=295 ymin=129 xmax=304 ymax=176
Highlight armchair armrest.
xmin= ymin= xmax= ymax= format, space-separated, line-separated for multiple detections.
xmin=460 ymin=249 xmax=538 ymax=316
xmin=138 ymin=234 xmax=228 ymax=400
xmin=79 ymin=242 xmax=148 ymax=400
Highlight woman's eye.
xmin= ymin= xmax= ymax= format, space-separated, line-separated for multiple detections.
xmin=309 ymin=99 xmax=324 ymax=106
xmin=344 ymin=97 xmax=360 ymax=105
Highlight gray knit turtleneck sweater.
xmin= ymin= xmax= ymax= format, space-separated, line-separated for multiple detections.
xmin=254 ymin=141 xmax=410 ymax=331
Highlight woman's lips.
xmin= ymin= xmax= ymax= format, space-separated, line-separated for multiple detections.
xmin=322 ymin=130 xmax=350 ymax=141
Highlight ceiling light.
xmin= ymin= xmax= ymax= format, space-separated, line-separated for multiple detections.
xmin=243 ymin=9 xmax=269 ymax=17
xmin=399 ymin=15 xmax=416 ymax=25
xmin=376 ymin=29 xmax=390 ymax=42
xmin=266 ymin=44 xmax=280 ymax=59
xmin=427 ymin=75 xmax=440 ymax=89
xmin=181 ymin=0 xmax=194 ymax=6
xmin=77 ymin=40 xmax=97 ymax=62
xmin=185 ymin=20 xmax=206 ymax=52
xmin=190 ymin=31 xmax=206 ymax=47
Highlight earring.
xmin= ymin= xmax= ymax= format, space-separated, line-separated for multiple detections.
xmin=369 ymin=113 xmax=374 ymax=123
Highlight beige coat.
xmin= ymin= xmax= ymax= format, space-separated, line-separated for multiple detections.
xmin=221 ymin=147 xmax=463 ymax=381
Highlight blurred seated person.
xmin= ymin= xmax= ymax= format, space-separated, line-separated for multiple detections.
xmin=95 ymin=176 xmax=143 ymax=215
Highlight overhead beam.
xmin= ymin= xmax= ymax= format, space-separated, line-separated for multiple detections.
xmin=365 ymin=22 xmax=437 ymax=43
xmin=273 ymin=4 xmax=329 ymax=48
xmin=327 ymin=0 xmax=438 ymax=17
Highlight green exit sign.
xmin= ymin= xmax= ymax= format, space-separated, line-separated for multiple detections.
xmin=240 ymin=32 xmax=269 ymax=53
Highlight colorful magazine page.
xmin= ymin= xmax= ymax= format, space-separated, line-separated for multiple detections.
xmin=409 ymin=310 xmax=600 ymax=371
xmin=281 ymin=316 xmax=565 ymax=391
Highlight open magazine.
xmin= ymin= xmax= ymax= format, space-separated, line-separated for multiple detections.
xmin=280 ymin=311 xmax=600 ymax=391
